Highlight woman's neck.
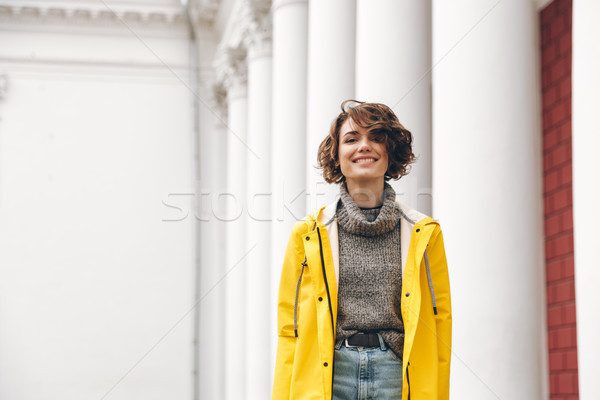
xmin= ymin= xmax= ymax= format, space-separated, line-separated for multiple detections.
xmin=344 ymin=179 xmax=385 ymax=208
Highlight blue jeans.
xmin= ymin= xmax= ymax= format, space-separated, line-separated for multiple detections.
xmin=332 ymin=333 xmax=403 ymax=399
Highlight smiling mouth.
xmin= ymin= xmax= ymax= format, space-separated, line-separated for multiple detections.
xmin=353 ymin=158 xmax=377 ymax=163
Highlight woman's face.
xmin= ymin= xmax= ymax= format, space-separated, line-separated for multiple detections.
xmin=337 ymin=117 xmax=389 ymax=186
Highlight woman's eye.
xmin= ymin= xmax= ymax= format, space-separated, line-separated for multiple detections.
xmin=345 ymin=138 xmax=356 ymax=143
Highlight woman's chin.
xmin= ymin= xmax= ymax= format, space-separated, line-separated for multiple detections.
xmin=345 ymin=174 xmax=385 ymax=185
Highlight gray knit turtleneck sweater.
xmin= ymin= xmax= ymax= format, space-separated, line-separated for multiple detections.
xmin=334 ymin=181 xmax=405 ymax=361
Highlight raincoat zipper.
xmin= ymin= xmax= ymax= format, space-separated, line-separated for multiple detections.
xmin=316 ymin=227 xmax=335 ymax=337
xmin=316 ymin=226 xmax=336 ymax=395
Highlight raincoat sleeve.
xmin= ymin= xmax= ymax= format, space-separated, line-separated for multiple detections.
xmin=272 ymin=221 xmax=305 ymax=399
xmin=429 ymin=226 xmax=452 ymax=399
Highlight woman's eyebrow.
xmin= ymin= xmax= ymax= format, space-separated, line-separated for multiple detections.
xmin=342 ymin=130 xmax=382 ymax=139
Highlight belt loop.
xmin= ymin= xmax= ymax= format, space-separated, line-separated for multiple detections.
xmin=377 ymin=333 xmax=386 ymax=351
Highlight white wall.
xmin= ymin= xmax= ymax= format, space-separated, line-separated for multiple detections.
xmin=573 ymin=1 xmax=600 ymax=399
xmin=0 ymin=3 xmax=195 ymax=399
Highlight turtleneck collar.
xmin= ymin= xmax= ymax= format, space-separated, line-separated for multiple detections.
xmin=336 ymin=181 xmax=401 ymax=237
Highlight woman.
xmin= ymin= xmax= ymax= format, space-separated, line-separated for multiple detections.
xmin=272 ymin=100 xmax=451 ymax=400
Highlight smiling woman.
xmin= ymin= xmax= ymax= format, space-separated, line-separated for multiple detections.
xmin=272 ymin=100 xmax=452 ymax=400
xmin=337 ymin=117 xmax=390 ymax=205
xmin=319 ymin=100 xmax=416 ymax=193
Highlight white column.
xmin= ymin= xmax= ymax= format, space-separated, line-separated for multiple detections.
xmin=355 ymin=0 xmax=432 ymax=214
xmin=269 ymin=0 xmax=308 ymax=382
xmin=305 ymin=0 xmax=356 ymax=210
xmin=433 ymin=1 xmax=545 ymax=398
xmin=197 ymin=77 xmax=227 ymax=400
xmin=219 ymin=48 xmax=249 ymax=400
xmin=573 ymin=1 xmax=600 ymax=398
xmin=244 ymin=4 xmax=273 ymax=399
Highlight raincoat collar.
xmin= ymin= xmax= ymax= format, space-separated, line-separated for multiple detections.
xmin=309 ymin=197 xmax=435 ymax=288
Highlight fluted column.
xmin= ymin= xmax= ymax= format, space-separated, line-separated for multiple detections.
xmin=244 ymin=2 xmax=273 ymax=398
xmin=217 ymin=47 xmax=249 ymax=400
xmin=573 ymin=1 xmax=600 ymax=398
xmin=433 ymin=1 xmax=545 ymax=398
xmin=355 ymin=0 xmax=432 ymax=214
xmin=305 ymin=0 xmax=356 ymax=209
xmin=269 ymin=0 xmax=308 ymax=380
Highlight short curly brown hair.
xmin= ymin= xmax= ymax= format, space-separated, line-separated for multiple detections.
xmin=317 ymin=99 xmax=417 ymax=184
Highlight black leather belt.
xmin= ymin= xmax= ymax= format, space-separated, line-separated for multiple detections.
xmin=344 ymin=333 xmax=381 ymax=348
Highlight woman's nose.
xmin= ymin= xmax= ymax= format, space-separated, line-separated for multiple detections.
xmin=358 ymin=139 xmax=371 ymax=151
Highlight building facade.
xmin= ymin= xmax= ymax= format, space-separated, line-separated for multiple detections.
xmin=0 ymin=0 xmax=598 ymax=399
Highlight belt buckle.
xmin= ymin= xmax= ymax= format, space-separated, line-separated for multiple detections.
xmin=345 ymin=337 xmax=361 ymax=348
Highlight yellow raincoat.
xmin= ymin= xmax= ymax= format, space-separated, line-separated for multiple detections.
xmin=272 ymin=199 xmax=452 ymax=399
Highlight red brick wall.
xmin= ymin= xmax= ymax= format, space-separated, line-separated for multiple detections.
xmin=540 ymin=0 xmax=579 ymax=398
